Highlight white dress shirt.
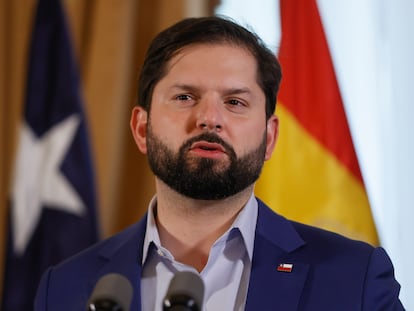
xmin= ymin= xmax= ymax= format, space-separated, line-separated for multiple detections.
xmin=140 ymin=194 xmax=258 ymax=311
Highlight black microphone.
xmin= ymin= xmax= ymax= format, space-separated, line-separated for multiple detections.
xmin=87 ymin=273 xmax=133 ymax=311
xmin=163 ymin=271 xmax=205 ymax=311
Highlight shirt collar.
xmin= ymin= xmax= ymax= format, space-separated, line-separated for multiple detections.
xmin=141 ymin=193 xmax=258 ymax=265
xmin=142 ymin=196 xmax=161 ymax=265
xmin=232 ymin=193 xmax=258 ymax=260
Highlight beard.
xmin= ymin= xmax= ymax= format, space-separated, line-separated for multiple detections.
xmin=146 ymin=124 xmax=267 ymax=200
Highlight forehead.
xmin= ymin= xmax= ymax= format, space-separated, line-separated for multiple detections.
xmin=170 ymin=42 xmax=255 ymax=65
xmin=161 ymin=43 xmax=260 ymax=87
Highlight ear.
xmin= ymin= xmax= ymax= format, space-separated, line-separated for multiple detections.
xmin=130 ymin=106 xmax=148 ymax=154
xmin=264 ymin=114 xmax=279 ymax=160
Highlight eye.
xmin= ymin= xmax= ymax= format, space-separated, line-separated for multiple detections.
xmin=175 ymin=94 xmax=193 ymax=101
xmin=227 ymin=99 xmax=244 ymax=106
xmin=225 ymin=98 xmax=249 ymax=112
xmin=172 ymin=93 xmax=197 ymax=108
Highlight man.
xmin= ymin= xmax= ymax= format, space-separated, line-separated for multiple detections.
xmin=35 ymin=16 xmax=404 ymax=310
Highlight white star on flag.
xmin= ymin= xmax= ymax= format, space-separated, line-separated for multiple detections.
xmin=11 ymin=114 xmax=85 ymax=255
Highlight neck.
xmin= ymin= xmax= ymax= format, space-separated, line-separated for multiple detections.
xmin=154 ymin=178 xmax=253 ymax=272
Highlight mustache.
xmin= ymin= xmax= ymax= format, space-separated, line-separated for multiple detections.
xmin=180 ymin=132 xmax=235 ymax=156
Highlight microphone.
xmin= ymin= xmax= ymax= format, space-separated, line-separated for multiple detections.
xmin=163 ymin=271 xmax=205 ymax=311
xmin=87 ymin=273 xmax=133 ymax=311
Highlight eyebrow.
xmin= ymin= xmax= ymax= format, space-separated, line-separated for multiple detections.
xmin=171 ymin=84 xmax=253 ymax=96
xmin=170 ymin=84 xmax=198 ymax=93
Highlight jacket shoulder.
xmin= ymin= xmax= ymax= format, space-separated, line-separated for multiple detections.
xmin=34 ymin=217 xmax=147 ymax=310
xmin=55 ymin=216 xmax=147 ymax=272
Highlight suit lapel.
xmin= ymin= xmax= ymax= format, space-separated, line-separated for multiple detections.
xmin=245 ymin=200 xmax=309 ymax=311
xmin=87 ymin=215 xmax=148 ymax=311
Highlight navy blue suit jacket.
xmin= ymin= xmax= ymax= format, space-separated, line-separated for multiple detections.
xmin=34 ymin=199 xmax=404 ymax=310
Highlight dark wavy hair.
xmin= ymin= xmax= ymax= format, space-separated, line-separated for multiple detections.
xmin=137 ymin=16 xmax=282 ymax=120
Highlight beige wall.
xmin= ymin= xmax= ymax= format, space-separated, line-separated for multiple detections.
xmin=0 ymin=0 xmax=214 ymax=302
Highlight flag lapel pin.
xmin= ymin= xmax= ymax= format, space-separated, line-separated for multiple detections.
xmin=277 ymin=263 xmax=293 ymax=273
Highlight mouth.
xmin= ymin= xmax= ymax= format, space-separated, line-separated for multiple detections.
xmin=189 ymin=141 xmax=227 ymax=158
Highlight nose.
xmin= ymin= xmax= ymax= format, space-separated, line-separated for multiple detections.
xmin=195 ymin=97 xmax=223 ymax=132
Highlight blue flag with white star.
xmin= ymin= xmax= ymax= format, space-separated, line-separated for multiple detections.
xmin=1 ymin=0 xmax=99 ymax=309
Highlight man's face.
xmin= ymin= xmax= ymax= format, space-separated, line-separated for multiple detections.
xmin=131 ymin=43 xmax=278 ymax=200
xmin=146 ymin=124 xmax=267 ymax=200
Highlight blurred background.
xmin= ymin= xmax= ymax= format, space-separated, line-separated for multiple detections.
xmin=1 ymin=0 xmax=412 ymax=309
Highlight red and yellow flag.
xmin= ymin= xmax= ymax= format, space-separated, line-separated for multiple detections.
xmin=256 ymin=0 xmax=379 ymax=245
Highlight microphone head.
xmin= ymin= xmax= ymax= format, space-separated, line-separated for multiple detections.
xmin=87 ymin=273 xmax=133 ymax=311
xmin=163 ymin=271 xmax=204 ymax=311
